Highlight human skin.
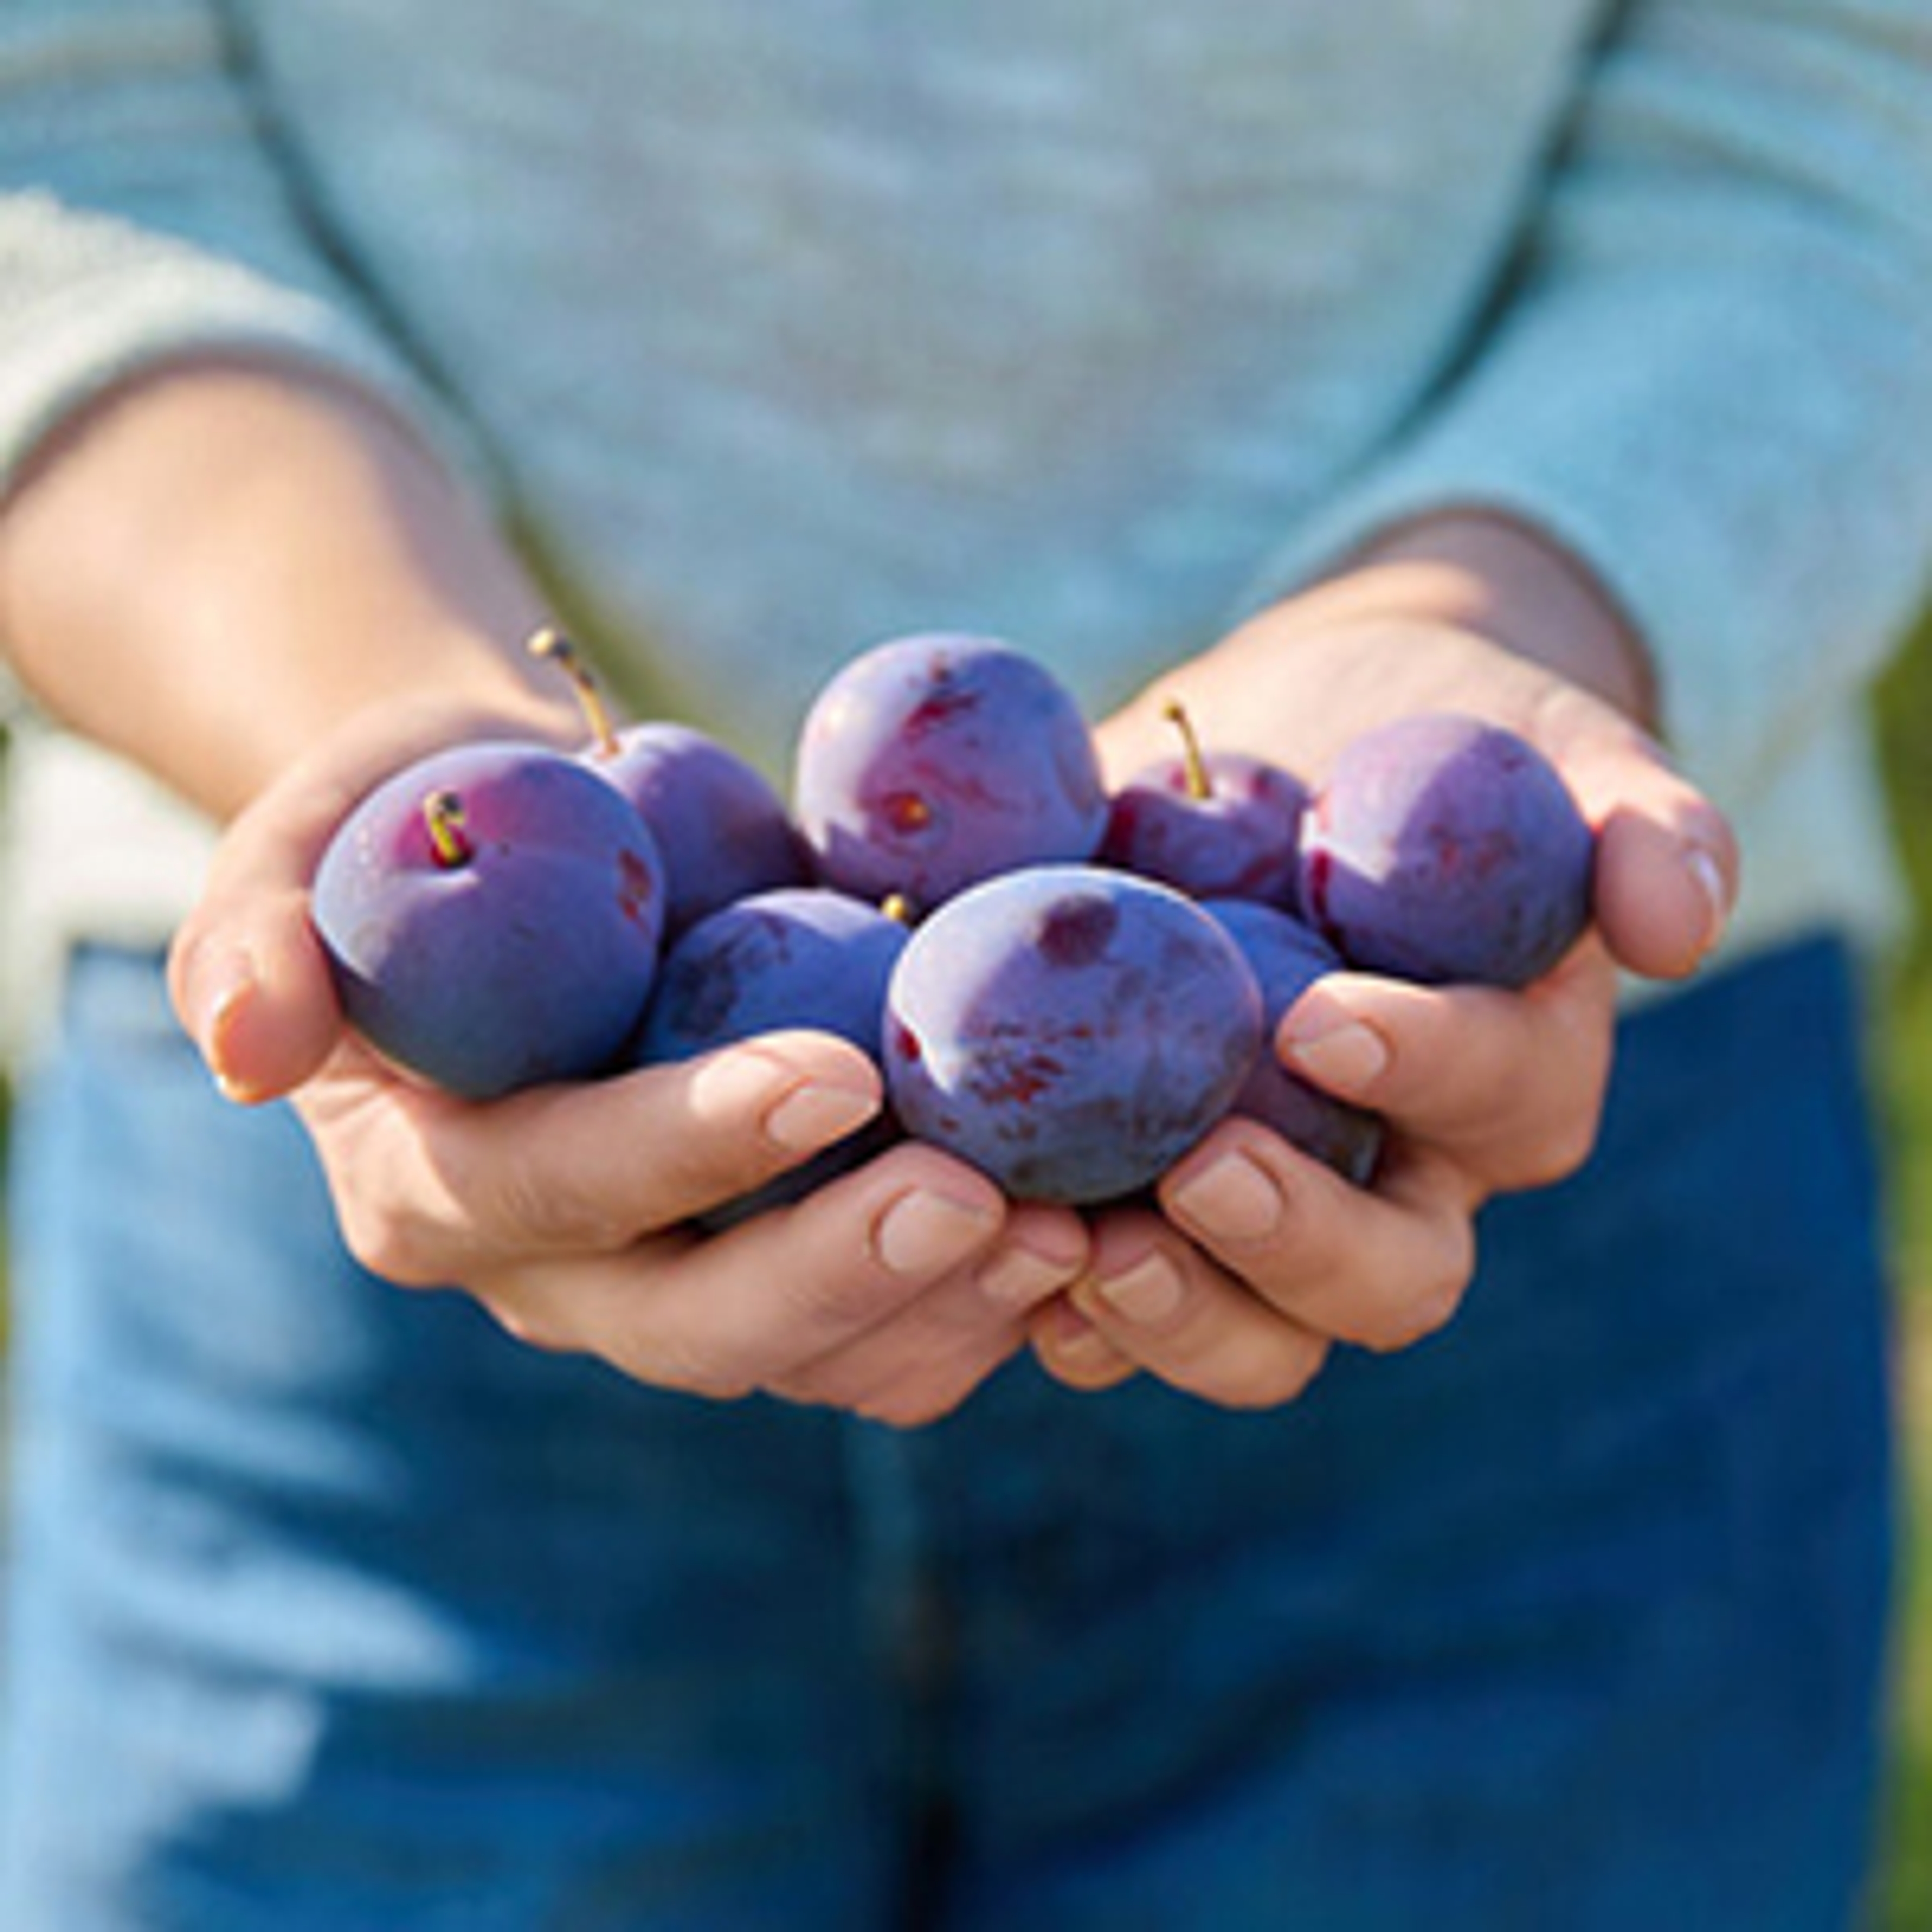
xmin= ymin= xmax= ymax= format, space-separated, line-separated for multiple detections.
xmin=1031 ymin=514 xmax=1738 ymax=1404
xmin=0 ymin=362 xmax=1087 ymax=1429
xmin=0 ymin=363 xmax=1735 ymax=1421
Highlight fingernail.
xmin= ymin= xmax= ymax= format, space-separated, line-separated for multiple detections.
xmin=1092 ymin=1251 xmax=1186 ymax=1325
xmin=1686 ymin=846 xmax=1730 ymax=956
xmin=874 ymin=1188 xmax=999 ymax=1276
xmin=1282 ymin=1016 xmax=1389 ymax=1092
xmin=764 ymin=1079 xmax=880 ymax=1153
xmin=1169 ymin=1150 xmax=1283 ymax=1243
xmin=187 ymin=947 xmax=257 ymax=1094
xmin=977 ymin=1241 xmax=1073 ymax=1311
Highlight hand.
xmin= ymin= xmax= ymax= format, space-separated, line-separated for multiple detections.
xmin=168 ymin=698 xmax=1088 ymax=1427
xmin=1029 ymin=533 xmax=1738 ymax=1408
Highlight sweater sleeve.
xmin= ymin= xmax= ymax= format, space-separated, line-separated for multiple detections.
xmin=0 ymin=0 xmax=484 ymax=503
xmin=1250 ymin=0 xmax=1932 ymax=809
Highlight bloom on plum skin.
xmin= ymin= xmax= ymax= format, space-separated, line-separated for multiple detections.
xmin=794 ymin=633 xmax=1108 ymax=911
xmin=1299 ymin=712 xmax=1595 ymax=989
xmin=1202 ymin=898 xmax=1385 ymax=1185
xmin=312 ymin=742 xmax=666 ymax=1100
xmin=633 ymin=887 xmax=909 ymax=1229
xmin=883 ymin=864 xmax=1265 ymax=1205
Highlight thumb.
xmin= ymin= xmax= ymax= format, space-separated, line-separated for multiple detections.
xmin=1559 ymin=727 xmax=1739 ymax=983
xmin=1592 ymin=799 xmax=1737 ymax=982
xmin=169 ymin=886 xmax=344 ymax=1101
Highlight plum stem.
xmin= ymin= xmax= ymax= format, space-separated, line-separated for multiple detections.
xmin=528 ymin=625 xmax=620 ymax=758
xmin=1161 ymin=697 xmax=1213 ymax=801
xmin=423 ymin=789 xmax=473 ymax=869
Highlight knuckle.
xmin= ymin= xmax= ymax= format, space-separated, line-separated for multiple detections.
xmin=617 ymin=1326 xmax=758 ymax=1403
xmin=1362 ymin=1255 xmax=1472 ymax=1354
xmin=789 ymin=1261 xmax=899 ymax=1334
xmin=481 ymin=1296 xmax=576 ymax=1356
xmin=853 ymin=1383 xmax=955 ymax=1429
xmin=692 ymin=1365 xmax=759 ymax=1404
xmin=666 ymin=1135 xmax=790 ymax=1215
xmin=1513 ymin=1107 xmax=1603 ymax=1189
xmin=334 ymin=1198 xmax=444 ymax=1289
xmin=690 ymin=1363 xmax=759 ymax=1404
xmin=478 ymin=1161 xmax=630 ymax=1255
xmin=798 ymin=1347 xmax=995 ymax=1429
xmin=1204 ymin=1337 xmax=1330 ymax=1411
xmin=1035 ymin=1333 xmax=1136 ymax=1392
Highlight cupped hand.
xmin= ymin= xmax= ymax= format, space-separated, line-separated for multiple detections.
xmin=1030 ymin=590 xmax=1738 ymax=1406
xmin=168 ymin=696 xmax=1087 ymax=1427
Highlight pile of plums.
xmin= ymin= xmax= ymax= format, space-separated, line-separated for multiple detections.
xmin=311 ymin=630 xmax=1595 ymax=1217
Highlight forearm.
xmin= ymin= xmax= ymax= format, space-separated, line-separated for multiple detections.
xmin=0 ymin=360 xmax=570 ymax=820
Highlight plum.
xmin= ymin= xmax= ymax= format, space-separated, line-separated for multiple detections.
xmin=587 ymin=722 xmax=809 ymax=936
xmin=1101 ymin=699 xmax=1307 ymax=906
xmin=312 ymin=741 xmax=666 ymax=1099
xmin=634 ymin=887 xmax=909 ymax=1227
xmin=883 ymin=865 xmax=1264 ymax=1205
xmin=1299 ymin=712 xmax=1594 ymax=988
xmin=528 ymin=626 xmax=809 ymax=934
xmin=1202 ymin=899 xmax=1385 ymax=1185
xmin=793 ymin=633 xmax=1108 ymax=913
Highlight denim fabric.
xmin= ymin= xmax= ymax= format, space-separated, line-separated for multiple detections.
xmin=0 ymin=938 xmax=1895 ymax=1930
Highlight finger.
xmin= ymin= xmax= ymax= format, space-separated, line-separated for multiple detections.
xmin=972 ymin=1204 xmax=1095 ymax=1319
xmin=1539 ymin=701 xmax=1740 ymax=982
xmin=1028 ymin=1300 xmax=1140 ymax=1393
xmin=1273 ymin=945 xmax=1616 ymax=1190
xmin=780 ymin=1203 xmax=1090 ymax=1426
xmin=1592 ymin=799 xmax=1737 ymax=982
xmin=297 ymin=1028 xmax=888 ymax=1285
xmin=482 ymin=1142 xmax=1011 ymax=1400
xmin=170 ymin=884 xmax=344 ymax=1102
xmin=1063 ymin=1209 xmax=1331 ymax=1409
xmin=1157 ymin=1119 xmax=1480 ymax=1353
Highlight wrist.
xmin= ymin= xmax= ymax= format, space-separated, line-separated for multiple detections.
xmin=1278 ymin=509 xmax=1660 ymax=732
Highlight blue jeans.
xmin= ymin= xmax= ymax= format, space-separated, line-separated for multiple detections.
xmin=1 ymin=937 xmax=1896 ymax=1929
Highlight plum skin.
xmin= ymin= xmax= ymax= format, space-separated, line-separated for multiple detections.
xmin=793 ymin=632 xmax=1108 ymax=912
xmin=312 ymin=742 xmax=667 ymax=1099
xmin=585 ymin=721 xmax=809 ymax=937
xmin=1202 ymin=899 xmax=1385 ymax=1186
xmin=883 ymin=865 xmax=1265 ymax=1205
xmin=1299 ymin=712 xmax=1595 ymax=989
xmin=634 ymin=888 xmax=909 ymax=1228
xmin=1101 ymin=749 xmax=1308 ymax=907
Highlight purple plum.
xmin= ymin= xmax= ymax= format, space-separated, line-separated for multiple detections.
xmin=312 ymin=741 xmax=666 ymax=1098
xmin=883 ymin=865 xmax=1264 ymax=1205
xmin=634 ymin=887 xmax=909 ymax=1227
xmin=1299 ymin=712 xmax=1595 ymax=988
xmin=1202 ymin=899 xmax=1385 ymax=1185
xmin=587 ymin=721 xmax=810 ymax=936
xmin=1101 ymin=700 xmax=1307 ymax=906
xmin=526 ymin=626 xmax=809 ymax=934
xmin=792 ymin=633 xmax=1108 ymax=913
